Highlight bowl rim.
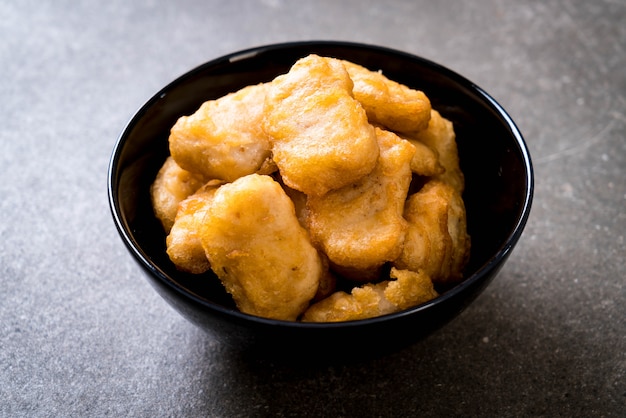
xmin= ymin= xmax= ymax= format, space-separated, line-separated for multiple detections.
xmin=107 ymin=40 xmax=534 ymax=330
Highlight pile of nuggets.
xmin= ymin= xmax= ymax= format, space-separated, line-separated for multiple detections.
xmin=150 ymin=54 xmax=471 ymax=322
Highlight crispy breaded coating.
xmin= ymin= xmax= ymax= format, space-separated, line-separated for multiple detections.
xmin=169 ymin=83 xmax=275 ymax=182
xmin=165 ymin=181 xmax=224 ymax=274
xmin=410 ymin=110 xmax=464 ymax=193
xmin=264 ymin=54 xmax=379 ymax=196
xmin=384 ymin=268 xmax=439 ymax=310
xmin=199 ymin=174 xmax=323 ymax=321
xmin=402 ymin=135 xmax=445 ymax=177
xmin=302 ymin=267 xmax=437 ymax=322
xmin=305 ymin=127 xmax=415 ymax=277
xmin=394 ymin=180 xmax=470 ymax=284
xmin=302 ymin=282 xmax=393 ymax=322
xmin=342 ymin=60 xmax=432 ymax=134
xmin=150 ymin=156 xmax=206 ymax=233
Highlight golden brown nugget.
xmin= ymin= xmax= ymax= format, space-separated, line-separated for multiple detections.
xmin=302 ymin=268 xmax=437 ymax=322
xmin=302 ymin=282 xmax=393 ymax=322
xmin=384 ymin=268 xmax=439 ymax=311
xmin=165 ymin=181 xmax=224 ymax=274
xmin=342 ymin=60 xmax=431 ymax=134
xmin=169 ymin=83 xmax=275 ymax=182
xmin=411 ymin=110 xmax=464 ymax=193
xmin=150 ymin=156 xmax=206 ymax=233
xmin=402 ymin=136 xmax=444 ymax=177
xmin=264 ymin=54 xmax=379 ymax=196
xmin=394 ymin=181 xmax=470 ymax=284
xmin=200 ymin=174 xmax=323 ymax=321
xmin=306 ymin=127 xmax=415 ymax=275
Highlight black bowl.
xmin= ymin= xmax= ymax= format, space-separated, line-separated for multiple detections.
xmin=108 ymin=41 xmax=533 ymax=360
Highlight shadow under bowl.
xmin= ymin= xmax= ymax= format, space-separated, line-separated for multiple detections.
xmin=108 ymin=41 xmax=533 ymax=361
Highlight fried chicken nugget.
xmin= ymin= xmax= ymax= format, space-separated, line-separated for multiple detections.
xmin=394 ymin=180 xmax=470 ymax=284
xmin=342 ymin=60 xmax=432 ymax=134
xmin=264 ymin=54 xmax=379 ymax=196
xmin=305 ymin=127 xmax=415 ymax=278
xmin=150 ymin=156 xmax=207 ymax=233
xmin=169 ymin=83 xmax=276 ymax=182
xmin=165 ymin=181 xmax=224 ymax=274
xmin=402 ymin=136 xmax=445 ymax=177
xmin=302 ymin=267 xmax=437 ymax=322
xmin=384 ymin=268 xmax=439 ymax=310
xmin=302 ymin=282 xmax=392 ymax=323
xmin=410 ymin=110 xmax=464 ymax=193
xmin=200 ymin=174 xmax=323 ymax=321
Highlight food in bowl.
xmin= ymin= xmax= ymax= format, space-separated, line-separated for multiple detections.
xmin=109 ymin=41 xmax=533 ymax=358
xmin=149 ymin=54 xmax=471 ymax=322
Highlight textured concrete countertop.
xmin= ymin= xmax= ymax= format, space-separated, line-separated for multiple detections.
xmin=1 ymin=1 xmax=624 ymax=416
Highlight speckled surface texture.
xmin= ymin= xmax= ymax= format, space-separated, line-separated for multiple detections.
xmin=1 ymin=1 xmax=624 ymax=416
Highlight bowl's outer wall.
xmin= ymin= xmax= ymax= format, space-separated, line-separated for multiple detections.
xmin=110 ymin=42 xmax=533 ymax=357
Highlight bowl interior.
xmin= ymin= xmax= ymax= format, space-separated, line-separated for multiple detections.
xmin=109 ymin=41 xmax=533 ymax=344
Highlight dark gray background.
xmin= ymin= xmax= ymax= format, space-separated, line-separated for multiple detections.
xmin=2 ymin=1 xmax=624 ymax=416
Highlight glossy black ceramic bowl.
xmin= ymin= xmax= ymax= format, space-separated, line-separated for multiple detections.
xmin=108 ymin=41 xmax=533 ymax=360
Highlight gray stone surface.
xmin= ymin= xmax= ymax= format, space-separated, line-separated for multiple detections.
xmin=1 ymin=0 xmax=624 ymax=416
